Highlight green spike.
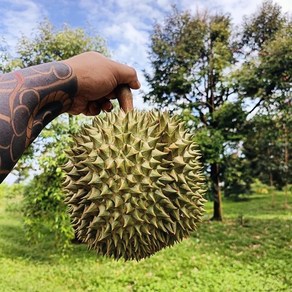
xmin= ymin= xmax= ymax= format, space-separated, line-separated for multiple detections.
xmin=180 ymin=207 xmax=190 ymax=219
xmin=98 ymin=145 xmax=110 ymax=160
xmin=173 ymin=156 xmax=186 ymax=167
xmin=127 ymin=174 xmax=137 ymax=185
xmin=114 ymin=134 xmax=124 ymax=148
xmin=138 ymin=199 xmax=147 ymax=211
xmin=100 ymin=185 xmax=111 ymax=197
xmin=117 ymin=228 xmax=124 ymax=239
xmin=125 ymin=203 xmax=134 ymax=214
xmin=104 ymin=158 xmax=115 ymax=170
xmin=149 ymin=157 xmax=160 ymax=168
xmin=149 ymin=169 xmax=161 ymax=179
xmin=165 ymin=223 xmax=175 ymax=234
xmin=67 ymin=166 xmax=79 ymax=177
xmin=152 ymin=149 xmax=168 ymax=159
xmin=113 ymin=211 xmax=120 ymax=221
xmin=88 ymin=172 xmax=101 ymax=185
xmin=128 ymin=226 xmax=135 ymax=239
xmin=110 ymin=220 xmax=120 ymax=231
xmin=141 ymin=225 xmax=151 ymax=235
xmin=123 ymin=215 xmax=132 ymax=227
xmin=115 ymin=158 xmax=124 ymax=169
xmin=148 ymin=137 xmax=160 ymax=148
xmin=141 ymin=161 xmax=152 ymax=171
xmin=172 ymin=209 xmax=181 ymax=221
xmin=99 ymin=169 xmax=108 ymax=180
xmin=119 ymin=179 xmax=129 ymax=191
xmin=150 ymin=217 xmax=158 ymax=228
xmin=159 ymin=173 xmax=174 ymax=184
xmin=123 ymin=193 xmax=131 ymax=203
xmin=130 ymin=184 xmax=141 ymax=194
xmin=85 ymin=202 xmax=98 ymax=215
xmin=155 ymin=205 xmax=170 ymax=218
xmin=147 ymin=123 xmax=160 ymax=136
xmin=113 ymin=234 xmax=119 ymax=247
xmin=146 ymin=206 xmax=156 ymax=217
xmin=157 ymin=165 xmax=169 ymax=172
xmin=132 ymin=137 xmax=142 ymax=151
xmin=113 ymin=196 xmax=124 ymax=208
xmin=164 ymin=184 xmax=177 ymax=194
xmin=87 ymin=187 xmax=101 ymax=201
xmin=105 ymin=200 xmax=114 ymax=210
xmin=134 ymin=225 xmax=142 ymax=236
xmin=132 ymin=209 xmax=144 ymax=222
xmin=98 ymin=205 xmax=110 ymax=217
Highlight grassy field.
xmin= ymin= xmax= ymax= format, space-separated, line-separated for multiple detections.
xmin=0 ymin=188 xmax=291 ymax=292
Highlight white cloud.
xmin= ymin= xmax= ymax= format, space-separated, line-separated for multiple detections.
xmin=77 ymin=0 xmax=169 ymax=108
xmin=77 ymin=0 xmax=291 ymax=109
xmin=0 ymin=0 xmax=45 ymax=53
xmin=0 ymin=0 xmax=290 ymax=108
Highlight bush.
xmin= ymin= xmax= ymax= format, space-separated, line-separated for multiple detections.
xmin=22 ymin=158 xmax=74 ymax=249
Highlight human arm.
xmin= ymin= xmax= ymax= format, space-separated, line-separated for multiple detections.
xmin=0 ymin=51 xmax=140 ymax=182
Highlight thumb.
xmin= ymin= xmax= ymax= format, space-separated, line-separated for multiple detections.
xmin=115 ymin=85 xmax=133 ymax=113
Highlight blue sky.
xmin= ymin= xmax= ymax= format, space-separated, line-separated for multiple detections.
xmin=0 ymin=0 xmax=290 ymax=184
xmin=0 ymin=0 xmax=291 ymax=108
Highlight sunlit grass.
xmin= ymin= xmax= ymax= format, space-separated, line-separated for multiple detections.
xmin=0 ymin=189 xmax=291 ymax=291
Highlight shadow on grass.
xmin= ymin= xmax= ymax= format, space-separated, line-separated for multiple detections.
xmin=0 ymin=219 xmax=97 ymax=263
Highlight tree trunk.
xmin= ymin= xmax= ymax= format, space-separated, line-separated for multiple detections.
xmin=210 ymin=163 xmax=223 ymax=221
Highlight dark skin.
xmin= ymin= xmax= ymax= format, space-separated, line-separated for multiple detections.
xmin=0 ymin=51 xmax=140 ymax=183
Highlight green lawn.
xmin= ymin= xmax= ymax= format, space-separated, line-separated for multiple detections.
xmin=0 ymin=190 xmax=291 ymax=292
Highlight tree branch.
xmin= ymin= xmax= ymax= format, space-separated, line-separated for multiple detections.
xmin=247 ymin=98 xmax=264 ymax=115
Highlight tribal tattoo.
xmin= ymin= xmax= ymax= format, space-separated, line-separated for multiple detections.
xmin=0 ymin=62 xmax=77 ymax=182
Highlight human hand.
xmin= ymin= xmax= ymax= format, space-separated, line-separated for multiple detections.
xmin=63 ymin=51 xmax=140 ymax=115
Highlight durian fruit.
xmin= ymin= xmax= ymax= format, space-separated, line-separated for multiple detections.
xmin=63 ymin=110 xmax=205 ymax=261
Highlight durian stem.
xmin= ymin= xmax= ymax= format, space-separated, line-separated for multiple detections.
xmin=116 ymin=85 xmax=133 ymax=113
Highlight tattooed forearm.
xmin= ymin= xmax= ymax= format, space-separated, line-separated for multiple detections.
xmin=0 ymin=62 xmax=77 ymax=182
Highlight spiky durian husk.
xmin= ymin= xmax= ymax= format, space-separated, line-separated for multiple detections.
xmin=63 ymin=111 xmax=205 ymax=261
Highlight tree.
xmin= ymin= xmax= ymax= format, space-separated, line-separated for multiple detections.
xmin=236 ymin=1 xmax=291 ymax=195
xmin=236 ymin=18 xmax=291 ymax=113
xmin=144 ymin=2 xmax=290 ymax=219
xmin=240 ymin=0 xmax=286 ymax=52
xmin=0 ymin=20 xmax=108 ymax=246
xmin=244 ymin=114 xmax=291 ymax=190
xmin=144 ymin=8 xmax=246 ymax=220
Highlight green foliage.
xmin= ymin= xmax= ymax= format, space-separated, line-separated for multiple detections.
xmin=22 ymin=115 xmax=88 ymax=248
xmin=23 ymin=163 xmax=74 ymax=248
xmin=0 ymin=187 xmax=291 ymax=291
xmin=236 ymin=23 xmax=291 ymax=105
xmin=145 ymin=9 xmax=233 ymax=110
xmin=241 ymin=0 xmax=286 ymax=51
xmin=244 ymin=113 xmax=292 ymax=189
xmin=222 ymin=155 xmax=252 ymax=198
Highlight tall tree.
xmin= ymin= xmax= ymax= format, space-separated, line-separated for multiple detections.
xmin=144 ymin=2 xmax=290 ymax=219
xmin=236 ymin=1 xmax=291 ymax=194
xmin=144 ymin=8 xmax=243 ymax=220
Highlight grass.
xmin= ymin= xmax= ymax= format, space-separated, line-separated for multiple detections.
xmin=0 ymin=190 xmax=291 ymax=292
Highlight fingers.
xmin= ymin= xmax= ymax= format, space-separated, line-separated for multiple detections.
xmin=86 ymin=99 xmax=113 ymax=116
xmin=101 ymin=100 xmax=113 ymax=112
